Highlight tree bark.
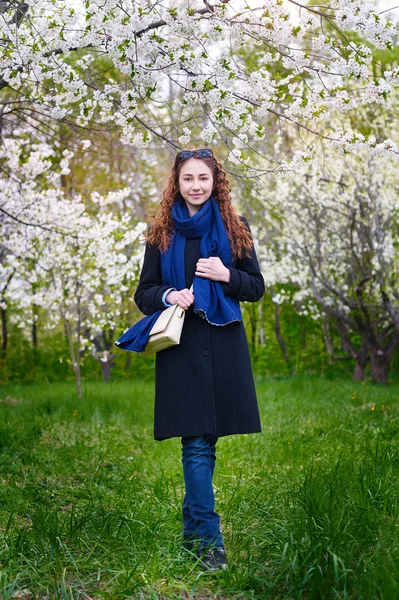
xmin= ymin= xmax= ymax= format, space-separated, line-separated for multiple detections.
xmin=352 ymin=341 xmax=369 ymax=382
xmin=1 ymin=306 xmax=7 ymax=355
xmin=32 ymin=320 xmax=37 ymax=348
xmin=62 ymin=311 xmax=82 ymax=398
xmin=90 ymin=330 xmax=117 ymax=380
xmin=353 ymin=360 xmax=366 ymax=382
xmin=259 ymin=296 xmax=266 ymax=346
xmin=0 ymin=271 xmax=14 ymax=357
xmin=321 ymin=313 xmax=333 ymax=363
xmin=341 ymin=337 xmax=351 ymax=354
xmin=247 ymin=303 xmax=257 ymax=355
xmin=274 ymin=302 xmax=290 ymax=368
xmin=299 ymin=316 xmax=307 ymax=350
xmin=369 ymin=349 xmax=392 ymax=384
xmin=100 ymin=355 xmax=115 ymax=381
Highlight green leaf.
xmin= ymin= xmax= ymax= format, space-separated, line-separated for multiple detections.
xmin=150 ymin=33 xmax=165 ymax=43
xmin=202 ymin=79 xmax=215 ymax=92
xmin=145 ymin=86 xmax=156 ymax=99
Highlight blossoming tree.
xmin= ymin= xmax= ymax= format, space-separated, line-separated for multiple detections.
xmin=257 ymin=134 xmax=399 ymax=383
xmin=0 ymin=137 xmax=146 ymax=395
xmin=1 ymin=0 xmax=398 ymax=179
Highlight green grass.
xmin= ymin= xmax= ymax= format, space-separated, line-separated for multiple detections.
xmin=1 ymin=377 xmax=399 ymax=599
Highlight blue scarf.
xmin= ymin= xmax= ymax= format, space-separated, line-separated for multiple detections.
xmin=115 ymin=196 xmax=242 ymax=353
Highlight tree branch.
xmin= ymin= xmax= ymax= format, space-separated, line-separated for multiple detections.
xmin=381 ymin=288 xmax=399 ymax=334
xmin=287 ymin=0 xmax=336 ymax=18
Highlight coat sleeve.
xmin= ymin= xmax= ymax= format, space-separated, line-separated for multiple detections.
xmin=220 ymin=216 xmax=265 ymax=303
xmin=134 ymin=241 xmax=175 ymax=315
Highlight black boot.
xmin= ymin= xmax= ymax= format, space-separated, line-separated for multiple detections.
xmin=195 ymin=546 xmax=228 ymax=572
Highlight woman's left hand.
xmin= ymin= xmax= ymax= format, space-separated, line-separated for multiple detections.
xmin=195 ymin=257 xmax=230 ymax=283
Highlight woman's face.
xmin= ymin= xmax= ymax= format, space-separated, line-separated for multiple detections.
xmin=178 ymin=158 xmax=214 ymax=216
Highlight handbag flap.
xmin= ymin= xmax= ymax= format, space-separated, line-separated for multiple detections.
xmin=150 ymin=304 xmax=184 ymax=336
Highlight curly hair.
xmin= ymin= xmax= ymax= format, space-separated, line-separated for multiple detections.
xmin=146 ymin=151 xmax=253 ymax=258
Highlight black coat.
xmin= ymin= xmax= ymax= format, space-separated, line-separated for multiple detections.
xmin=134 ymin=217 xmax=265 ymax=441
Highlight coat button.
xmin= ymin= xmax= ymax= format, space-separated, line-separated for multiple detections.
xmin=202 ymin=349 xmax=209 ymax=357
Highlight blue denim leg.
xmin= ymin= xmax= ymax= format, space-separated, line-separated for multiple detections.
xmin=181 ymin=435 xmax=223 ymax=548
xmin=182 ymin=437 xmax=217 ymax=540
xmin=182 ymin=437 xmax=217 ymax=542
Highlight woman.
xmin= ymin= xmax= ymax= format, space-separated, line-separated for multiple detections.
xmin=133 ymin=148 xmax=265 ymax=571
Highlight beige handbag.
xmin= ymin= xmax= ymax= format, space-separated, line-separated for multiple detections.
xmin=144 ymin=286 xmax=192 ymax=355
xmin=144 ymin=303 xmax=185 ymax=354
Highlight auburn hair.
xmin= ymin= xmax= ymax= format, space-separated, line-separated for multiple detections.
xmin=146 ymin=152 xmax=253 ymax=258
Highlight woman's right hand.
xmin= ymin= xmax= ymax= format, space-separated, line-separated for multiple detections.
xmin=166 ymin=288 xmax=194 ymax=310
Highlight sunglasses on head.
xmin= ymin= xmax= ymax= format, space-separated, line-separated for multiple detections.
xmin=177 ymin=148 xmax=213 ymax=160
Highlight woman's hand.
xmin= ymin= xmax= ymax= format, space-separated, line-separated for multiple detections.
xmin=195 ymin=257 xmax=231 ymax=283
xmin=165 ymin=288 xmax=195 ymax=310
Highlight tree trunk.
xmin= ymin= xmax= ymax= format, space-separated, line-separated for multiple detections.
xmin=247 ymin=304 xmax=257 ymax=355
xmin=1 ymin=308 xmax=8 ymax=358
xmin=341 ymin=337 xmax=351 ymax=353
xmin=353 ymin=361 xmax=366 ymax=382
xmin=369 ymin=349 xmax=392 ymax=384
xmin=62 ymin=312 xmax=82 ymax=398
xmin=352 ymin=342 xmax=368 ymax=382
xmin=299 ymin=316 xmax=307 ymax=350
xmin=0 ymin=271 xmax=14 ymax=358
xmin=259 ymin=297 xmax=265 ymax=346
xmin=1 ymin=306 xmax=7 ymax=356
xmin=274 ymin=302 xmax=291 ymax=368
xmin=73 ymin=360 xmax=82 ymax=398
xmin=321 ymin=313 xmax=334 ymax=364
xmin=32 ymin=320 xmax=37 ymax=348
xmin=100 ymin=356 xmax=115 ymax=381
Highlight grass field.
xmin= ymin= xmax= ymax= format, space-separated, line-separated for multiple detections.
xmin=1 ymin=376 xmax=399 ymax=599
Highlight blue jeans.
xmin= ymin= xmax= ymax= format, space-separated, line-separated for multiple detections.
xmin=181 ymin=435 xmax=224 ymax=548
